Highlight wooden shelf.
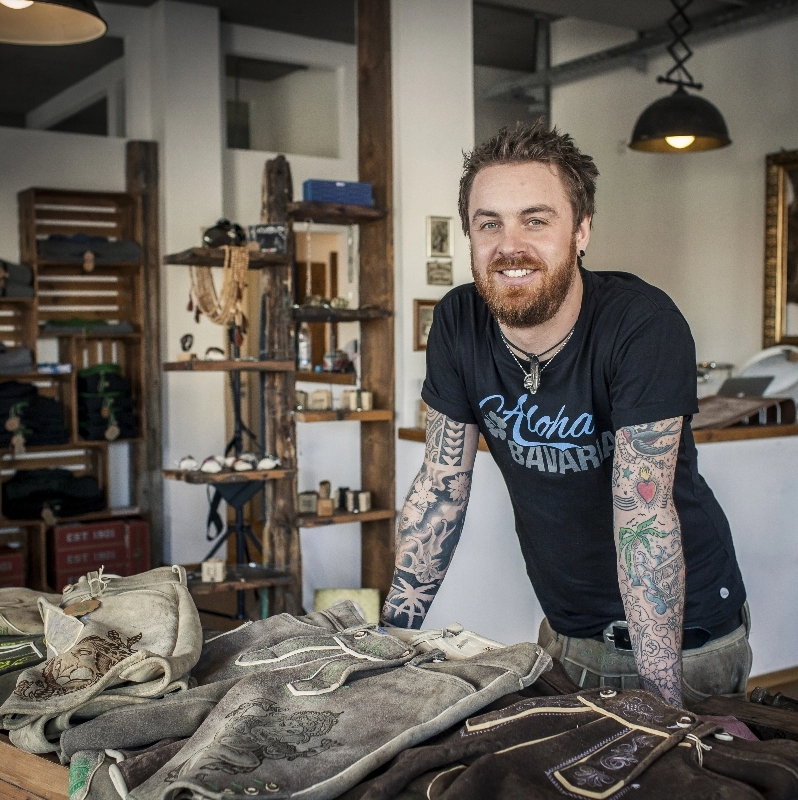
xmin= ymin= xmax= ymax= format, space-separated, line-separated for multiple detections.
xmin=296 ymin=409 xmax=392 ymax=422
xmin=0 ymin=296 xmax=34 ymax=304
xmin=0 ymin=370 xmax=73 ymax=380
xmin=164 ymin=359 xmax=295 ymax=372
xmin=296 ymin=371 xmax=356 ymax=385
xmin=0 ymin=441 xmax=107 ymax=455
xmin=187 ymin=565 xmax=293 ymax=595
xmin=298 ymin=508 xmax=395 ymax=527
xmin=39 ymin=330 xmax=141 ymax=339
xmin=163 ymin=247 xmax=290 ymax=268
xmin=287 ymin=201 xmax=386 ymax=225
xmin=36 ymin=259 xmax=142 ymax=270
xmin=0 ymin=506 xmax=140 ymax=526
xmin=163 ymin=468 xmax=294 ymax=484
xmin=292 ymin=304 xmax=391 ymax=323
xmin=692 ymin=423 xmax=798 ymax=444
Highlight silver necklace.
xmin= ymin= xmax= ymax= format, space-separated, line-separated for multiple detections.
xmin=500 ymin=327 xmax=575 ymax=394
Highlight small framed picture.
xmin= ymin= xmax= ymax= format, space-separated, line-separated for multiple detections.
xmin=426 ymin=259 xmax=453 ymax=286
xmin=414 ymin=299 xmax=437 ymax=351
xmin=427 ymin=216 xmax=453 ymax=258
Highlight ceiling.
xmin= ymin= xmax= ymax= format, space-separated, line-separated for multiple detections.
xmin=0 ymin=0 xmax=773 ymax=129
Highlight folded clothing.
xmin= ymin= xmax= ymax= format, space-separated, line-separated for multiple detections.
xmin=0 ymin=261 xmax=33 ymax=287
xmin=3 ymin=283 xmax=34 ymax=299
xmin=37 ymin=234 xmax=142 ymax=265
xmin=79 ymin=394 xmax=134 ymax=414
xmin=41 ymin=319 xmax=136 ymax=336
xmin=0 ymin=347 xmax=33 ymax=375
xmin=1 ymin=468 xmax=105 ymax=520
xmin=78 ymin=363 xmax=132 ymax=395
xmin=0 ymin=384 xmax=71 ymax=448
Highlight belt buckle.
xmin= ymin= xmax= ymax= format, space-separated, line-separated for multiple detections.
xmin=603 ymin=621 xmax=632 ymax=651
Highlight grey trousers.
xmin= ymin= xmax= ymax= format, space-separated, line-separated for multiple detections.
xmin=538 ymin=604 xmax=752 ymax=707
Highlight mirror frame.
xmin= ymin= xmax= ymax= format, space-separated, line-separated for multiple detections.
xmin=764 ymin=149 xmax=798 ymax=347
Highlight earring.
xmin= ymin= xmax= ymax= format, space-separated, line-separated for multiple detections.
xmin=577 ymin=249 xmax=585 ymax=268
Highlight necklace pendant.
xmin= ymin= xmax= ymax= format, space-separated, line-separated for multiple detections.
xmin=523 ymin=359 xmax=540 ymax=394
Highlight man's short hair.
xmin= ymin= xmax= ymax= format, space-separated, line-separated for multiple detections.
xmin=458 ymin=120 xmax=599 ymax=235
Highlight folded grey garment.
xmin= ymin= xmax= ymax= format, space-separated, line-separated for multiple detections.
xmin=130 ymin=640 xmax=551 ymax=800
xmin=60 ymin=678 xmax=238 ymax=761
xmin=0 ymin=260 xmax=33 ymax=286
xmin=110 ymin=739 xmax=188 ymax=795
xmin=61 ymin=603 xmax=368 ymax=761
xmin=3 ymin=282 xmax=35 ymax=298
xmin=383 ymin=623 xmax=506 ymax=660
xmin=0 ymin=346 xmax=34 ymax=374
xmin=0 ymin=587 xmax=61 ymax=635
xmin=191 ymin=601 xmax=369 ymax=686
xmin=1 ymin=565 xmax=203 ymax=753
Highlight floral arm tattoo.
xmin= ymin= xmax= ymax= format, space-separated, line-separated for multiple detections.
xmin=381 ymin=408 xmax=479 ymax=628
xmin=613 ymin=416 xmax=685 ymax=706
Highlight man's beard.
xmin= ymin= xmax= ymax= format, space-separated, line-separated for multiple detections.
xmin=472 ymin=238 xmax=578 ymax=328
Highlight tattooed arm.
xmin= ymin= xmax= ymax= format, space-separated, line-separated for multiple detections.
xmin=613 ymin=417 xmax=685 ymax=706
xmin=381 ymin=408 xmax=479 ymax=628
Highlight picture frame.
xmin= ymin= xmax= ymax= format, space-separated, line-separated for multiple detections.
xmin=426 ymin=259 xmax=453 ymax=286
xmin=427 ymin=216 xmax=453 ymax=258
xmin=413 ymin=299 xmax=437 ymax=351
xmin=764 ymin=149 xmax=798 ymax=346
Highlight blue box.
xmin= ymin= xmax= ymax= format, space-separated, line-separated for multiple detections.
xmin=303 ymin=179 xmax=374 ymax=207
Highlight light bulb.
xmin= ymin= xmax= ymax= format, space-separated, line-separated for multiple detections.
xmin=665 ymin=135 xmax=696 ymax=150
xmin=0 ymin=0 xmax=34 ymax=8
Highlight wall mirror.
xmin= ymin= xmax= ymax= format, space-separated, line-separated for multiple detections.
xmin=764 ymin=149 xmax=798 ymax=346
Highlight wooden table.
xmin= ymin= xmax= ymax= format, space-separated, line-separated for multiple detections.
xmin=0 ymin=734 xmax=68 ymax=800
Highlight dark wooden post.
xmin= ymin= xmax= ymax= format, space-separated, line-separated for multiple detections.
xmin=126 ymin=140 xmax=164 ymax=566
xmin=358 ymin=0 xmax=396 ymax=597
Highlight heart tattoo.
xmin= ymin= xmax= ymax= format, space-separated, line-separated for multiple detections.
xmin=636 ymin=466 xmax=658 ymax=506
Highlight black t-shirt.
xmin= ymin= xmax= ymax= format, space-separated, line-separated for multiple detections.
xmin=422 ymin=268 xmax=746 ymax=638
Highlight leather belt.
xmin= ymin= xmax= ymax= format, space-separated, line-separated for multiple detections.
xmin=586 ymin=607 xmax=744 ymax=651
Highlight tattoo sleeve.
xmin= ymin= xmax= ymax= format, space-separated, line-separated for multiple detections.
xmin=613 ymin=417 xmax=685 ymax=706
xmin=381 ymin=408 xmax=479 ymax=628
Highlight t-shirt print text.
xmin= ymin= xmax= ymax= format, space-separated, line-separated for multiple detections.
xmin=479 ymin=393 xmax=615 ymax=475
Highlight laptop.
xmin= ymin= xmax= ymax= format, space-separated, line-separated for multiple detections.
xmin=717 ymin=376 xmax=774 ymax=398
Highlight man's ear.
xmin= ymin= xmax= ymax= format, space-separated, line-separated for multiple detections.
xmin=576 ymin=215 xmax=592 ymax=252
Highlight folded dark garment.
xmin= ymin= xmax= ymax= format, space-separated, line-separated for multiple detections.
xmin=41 ymin=319 xmax=136 ymax=336
xmin=0 ymin=261 xmax=33 ymax=286
xmin=80 ymin=424 xmax=137 ymax=441
xmin=0 ymin=348 xmax=33 ymax=375
xmin=37 ymin=235 xmax=142 ymax=265
xmin=3 ymin=283 xmax=34 ymax=299
xmin=79 ymin=394 xmax=134 ymax=413
xmin=2 ymin=468 xmax=105 ymax=520
xmin=0 ymin=382 xmax=37 ymax=401
xmin=77 ymin=364 xmax=131 ymax=395
xmin=81 ymin=408 xmax=135 ymax=425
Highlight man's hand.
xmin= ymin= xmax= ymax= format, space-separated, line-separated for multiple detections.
xmin=613 ymin=417 xmax=685 ymax=706
xmin=381 ymin=409 xmax=479 ymax=628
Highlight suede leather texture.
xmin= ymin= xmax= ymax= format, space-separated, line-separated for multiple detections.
xmin=339 ymin=689 xmax=798 ymax=800
xmin=1 ymin=566 xmax=202 ymax=753
xmin=0 ymin=587 xmax=61 ymax=635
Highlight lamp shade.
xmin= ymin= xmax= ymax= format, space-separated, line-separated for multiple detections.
xmin=629 ymin=87 xmax=731 ymax=153
xmin=0 ymin=0 xmax=106 ymax=45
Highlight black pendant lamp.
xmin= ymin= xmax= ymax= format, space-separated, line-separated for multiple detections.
xmin=629 ymin=0 xmax=730 ymax=153
xmin=0 ymin=0 xmax=106 ymax=45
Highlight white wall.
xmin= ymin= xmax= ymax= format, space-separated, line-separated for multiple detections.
xmin=550 ymin=15 xmax=798 ymax=369
xmin=392 ymin=0 xmax=475 ymax=429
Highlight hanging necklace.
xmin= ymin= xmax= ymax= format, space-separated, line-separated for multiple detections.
xmin=500 ymin=326 xmax=575 ymax=394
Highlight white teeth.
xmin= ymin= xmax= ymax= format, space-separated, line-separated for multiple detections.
xmin=502 ymin=269 xmax=531 ymax=278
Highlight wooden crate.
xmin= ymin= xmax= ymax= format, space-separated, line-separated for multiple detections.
xmin=0 ymin=298 xmax=37 ymax=355
xmin=0 ymin=442 xmax=108 ymax=524
xmin=0 ymin=521 xmax=47 ymax=589
xmin=0 ymin=371 xmax=75 ymax=445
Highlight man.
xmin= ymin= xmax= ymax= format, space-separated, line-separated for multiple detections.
xmin=381 ymin=122 xmax=751 ymax=708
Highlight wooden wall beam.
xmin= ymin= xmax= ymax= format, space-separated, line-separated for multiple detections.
xmin=358 ymin=0 xmax=396 ymax=598
xmin=126 ymin=140 xmax=164 ymax=566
